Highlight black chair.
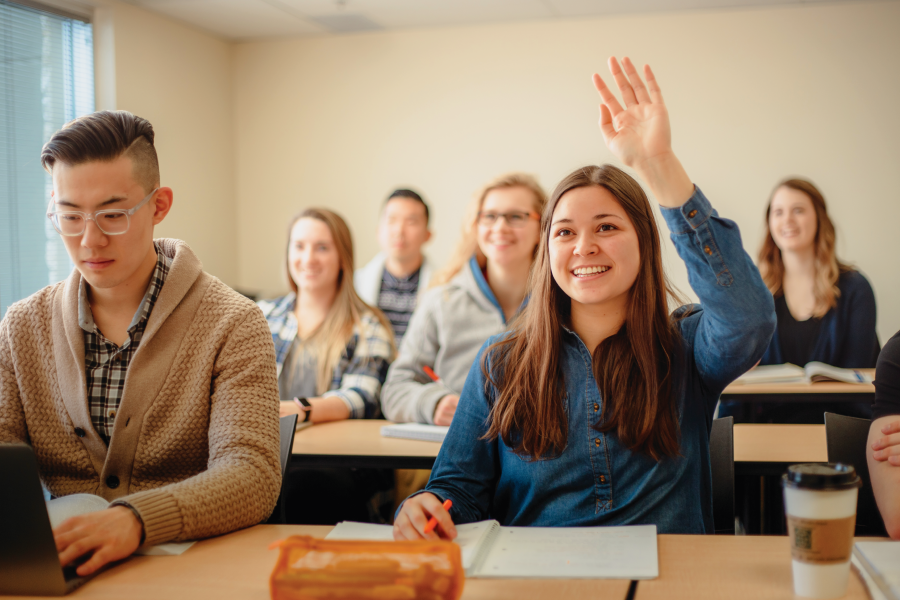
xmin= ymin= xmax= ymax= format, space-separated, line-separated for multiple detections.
xmin=824 ymin=412 xmax=888 ymax=537
xmin=266 ymin=414 xmax=298 ymax=524
xmin=710 ymin=416 xmax=735 ymax=534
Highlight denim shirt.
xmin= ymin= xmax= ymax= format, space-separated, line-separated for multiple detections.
xmin=416 ymin=186 xmax=776 ymax=534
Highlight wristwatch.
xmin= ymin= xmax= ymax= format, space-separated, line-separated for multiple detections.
xmin=293 ymin=397 xmax=312 ymax=422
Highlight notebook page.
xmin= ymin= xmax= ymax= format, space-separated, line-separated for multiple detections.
xmin=854 ymin=542 xmax=900 ymax=600
xmin=473 ymin=524 xmax=658 ymax=579
xmin=326 ymin=520 xmax=500 ymax=571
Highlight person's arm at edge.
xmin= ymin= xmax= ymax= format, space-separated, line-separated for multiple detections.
xmin=115 ymin=305 xmax=282 ymax=545
xmin=381 ymin=296 xmax=453 ymax=424
xmin=868 ymin=415 xmax=900 ymax=539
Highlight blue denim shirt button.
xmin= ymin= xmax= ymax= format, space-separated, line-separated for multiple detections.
xmin=594 ymin=438 xmax=600 ymax=447
xmin=688 ymin=209 xmax=698 ymax=218
xmin=599 ymin=475 xmax=607 ymax=483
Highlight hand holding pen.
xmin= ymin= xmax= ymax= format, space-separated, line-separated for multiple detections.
xmin=394 ymin=494 xmax=457 ymax=541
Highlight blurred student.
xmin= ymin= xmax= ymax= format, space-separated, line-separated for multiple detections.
xmin=0 ymin=111 xmax=281 ymax=576
xmin=258 ymin=208 xmax=395 ymax=523
xmin=393 ymin=57 xmax=775 ymax=540
xmin=381 ymin=174 xmax=547 ymax=426
xmin=721 ymin=179 xmax=878 ymax=423
xmin=868 ymin=331 xmax=900 ymax=539
xmin=355 ymin=189 xmax=433 ymax=346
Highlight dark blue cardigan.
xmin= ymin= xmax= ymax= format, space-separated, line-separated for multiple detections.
xmin=760 ymin=270 xmax=880 ymax=368
xmin=720 ymin=269 xmax=879 ymax=423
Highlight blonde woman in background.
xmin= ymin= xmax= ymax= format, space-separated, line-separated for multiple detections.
xmin=381 ymin=173 xmax=547 ymax=426
xmin=719 ymin=179 xmax=879 ymax=424
xmin=258 ymin=208 xmax=396 ymax=523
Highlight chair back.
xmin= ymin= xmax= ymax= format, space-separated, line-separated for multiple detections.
xmin=824 ymin=412 xmax=888 ymax=537
xmin=267 ymin=414 xmax=298 ymax=524
xmin=279 ymin=414 xmax=298 ymax=477
xmin=710 ymin=417 xmax=735 ymax=534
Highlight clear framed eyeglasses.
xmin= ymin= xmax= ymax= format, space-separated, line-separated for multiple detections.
xmin=476 ymin=210 xmax=540 ymax=228
xmin=46 ymin=188 xmax=159 ymax=237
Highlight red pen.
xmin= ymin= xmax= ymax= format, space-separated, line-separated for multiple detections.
xmin=423 ymin=366 xmax=441 ymax=384
xmin=423 ymin=499 xmax=453 ymax=535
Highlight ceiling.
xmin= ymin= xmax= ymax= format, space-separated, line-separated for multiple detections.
xmin=123 ymin=0 xmax=859 ymax=41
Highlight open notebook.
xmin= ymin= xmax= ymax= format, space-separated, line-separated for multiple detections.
xmin=732 ymin=362 xmax=873 ymax=385
xmin=326 ymin=520 xmax=658 ymax=579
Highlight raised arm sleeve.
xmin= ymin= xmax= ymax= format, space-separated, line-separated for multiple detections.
xmin=661 ymin=186 xmax=776 ymax=401
xmin=115 ymin=306 xmax=282 ymax=545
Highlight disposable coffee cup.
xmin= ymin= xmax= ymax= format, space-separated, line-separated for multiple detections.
xmin=782 ymin=463 xmax=861 ymax=599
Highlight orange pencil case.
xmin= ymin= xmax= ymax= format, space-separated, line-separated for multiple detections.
xmin=270 ymin=535 xmax=465 ymax=600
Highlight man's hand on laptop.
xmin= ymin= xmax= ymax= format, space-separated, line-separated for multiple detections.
xmin=53 ymin=506 xmax=143 ymax=575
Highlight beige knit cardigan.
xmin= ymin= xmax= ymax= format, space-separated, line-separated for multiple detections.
xmin=0 ymin=239 xmax=282 ymax=546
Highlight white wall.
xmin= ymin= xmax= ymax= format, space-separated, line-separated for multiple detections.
xmin=233 ymin=1 xmax=900 ymax=343
xmin=103 ymin=0 xmax=238 ymax=287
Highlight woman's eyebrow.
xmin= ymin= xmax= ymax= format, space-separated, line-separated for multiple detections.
xmin=551 ymin=213 xmax=624 ymax=226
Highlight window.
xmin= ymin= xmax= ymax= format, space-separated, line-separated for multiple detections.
xmin=0 ymin=0 xmax=93 ymax=318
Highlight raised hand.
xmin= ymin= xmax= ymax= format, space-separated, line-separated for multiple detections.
xmin=592 ymin=57 xmax=693 ymax=208
xmin=593 ymin=57 xmax=670 ymax=171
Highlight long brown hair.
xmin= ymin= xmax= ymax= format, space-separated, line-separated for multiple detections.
xmin=285 ymin=208 xmax=395 ymax=394
xmin=758 ymin=178 xmax=850 ymax=318
xmin=483 ymin=165 xmax=683 ymax=461
xmin=430 ymin=173 xmax=548 ymax=287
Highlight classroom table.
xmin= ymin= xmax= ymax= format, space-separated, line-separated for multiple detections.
xmin=291 ymin=420 xmax=827 ymax=475
xmin=2 ymin=525 xmax=873 ymax=600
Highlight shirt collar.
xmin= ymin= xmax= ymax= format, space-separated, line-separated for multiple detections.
xmin=78 ymin=242 xmax=172 ymax=334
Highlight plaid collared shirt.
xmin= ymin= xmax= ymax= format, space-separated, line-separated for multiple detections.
xmin=257 ymin=293 xmax=394 ymax=419
xmin=80 ymin=243 xmax=171 ymax=444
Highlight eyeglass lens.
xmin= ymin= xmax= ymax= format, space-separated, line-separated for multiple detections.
xmin=478 ymin=211 xmax=531 ymax=227
xmin=53 ymin=212 xmax=130 ymax=236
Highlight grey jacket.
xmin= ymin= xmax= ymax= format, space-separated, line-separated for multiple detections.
xmin=381 ymin=257 xmax=507 ymax=424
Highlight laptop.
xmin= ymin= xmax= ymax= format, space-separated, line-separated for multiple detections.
xmin=0 ymin=443 xmax=100 ymax=595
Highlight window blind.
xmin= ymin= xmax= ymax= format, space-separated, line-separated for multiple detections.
xmin=0 ymin=0 xmax=93 ymax=318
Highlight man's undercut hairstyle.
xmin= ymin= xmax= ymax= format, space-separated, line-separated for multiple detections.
xmin=40 ymin=110 xmax=160 ymax=193
xmin=385 ymin=188 xmax=430 ymax=224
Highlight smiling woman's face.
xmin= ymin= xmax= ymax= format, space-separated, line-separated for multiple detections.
xmin=548 ymin=185 xmax=640 ymax=309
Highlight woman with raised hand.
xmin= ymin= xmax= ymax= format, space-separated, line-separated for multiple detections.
xmin=258 ymin=208 xmax=396 ymax=523
xmin=393 ymin=57 xmax=775 ymax=539
xmin=381 ymin=173 xmax=546 ymax=426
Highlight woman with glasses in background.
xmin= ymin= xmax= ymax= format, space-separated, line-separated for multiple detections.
xmin=381 ymin=173 xmax=547 ymax=427
xmin=258 ymin=208 xmax=396 ymax=524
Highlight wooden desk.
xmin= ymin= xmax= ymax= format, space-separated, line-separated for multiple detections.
xmin=638 ymin=535 xmax=870 ymax=599
xmin=292 ymin=421 xmax=828 ymax=473
xmin=2 ymin=526 xmax=871 ymax=600
xmin=291 ymin=420 xmax=440 ymax=469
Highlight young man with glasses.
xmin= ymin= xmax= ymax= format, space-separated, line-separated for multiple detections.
xmin=0 ymin=111 xmax=281 ymax=575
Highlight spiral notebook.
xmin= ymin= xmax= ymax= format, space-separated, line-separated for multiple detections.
xmin=326 ymin=520 xmax=658 ymax=579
